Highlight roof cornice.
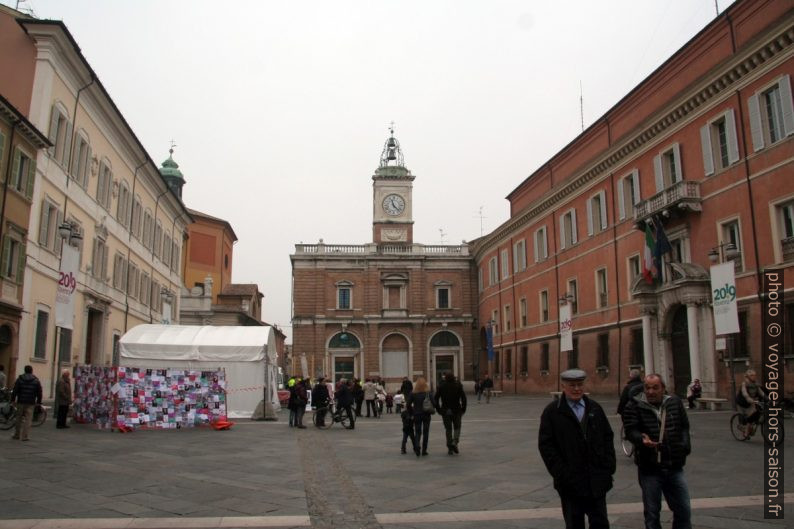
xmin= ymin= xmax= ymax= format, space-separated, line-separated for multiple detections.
xmin=0 ymin=93 xmax=51 ymax=148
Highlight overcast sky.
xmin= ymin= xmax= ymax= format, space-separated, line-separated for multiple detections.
xmin=8 ymin=0 xmax=731 ymax=341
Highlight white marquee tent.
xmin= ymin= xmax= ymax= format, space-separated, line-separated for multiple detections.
xmin=119 ymin=324 xmax=280 ymax=419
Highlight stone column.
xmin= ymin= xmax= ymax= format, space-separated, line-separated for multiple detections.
xmin=642 ymin=313 xmax=654 ymax=374
xmin=686 ymin=303 xmax=702 ymax=383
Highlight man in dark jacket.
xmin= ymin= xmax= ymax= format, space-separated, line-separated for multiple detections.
xmin=538 ymin=369 xmax=615 ymax=529
xmin=617 ymin=368 xmax=644 ymax=416
xmin=399 ymin=376 xmax=413 ymax=397
xmin=481 ymin=374 xmax=494 ymax=403
xmin=335 ymin=379 xmax=355 ymax=429
xmin=312 ymin=377 xmax=331 ymax=427
xmin=11 ymin=365 xmax=43 ymax=441
xmin=623 ymin=373 xmax=691 ymax=529
xmin=434 ymin=372 xmax=467 ymax=455
xmin=55 ymin=369 xmax=72 ymax=429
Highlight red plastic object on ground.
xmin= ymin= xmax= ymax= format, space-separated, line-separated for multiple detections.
xmin=211 ymin=420 xmax=234 ymax=430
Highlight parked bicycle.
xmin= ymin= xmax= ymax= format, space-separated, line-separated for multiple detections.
xmin=0 ymin=388 xmax=47 ymax=430
xmin=313 ymin=401 xmax=352 ymax=429
xmin=730 ymin=401 xmax=765 ymax=441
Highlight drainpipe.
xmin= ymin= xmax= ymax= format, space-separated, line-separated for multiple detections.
xmin=509 ymin=235 xmax=518 ymax=395
xmin=605 ymin=115 xmax=624 ymax=397
xmin=147 ymin=188 xmax=171 ymax=323
xmin=122 ymin=160 xmax=147 ymax=334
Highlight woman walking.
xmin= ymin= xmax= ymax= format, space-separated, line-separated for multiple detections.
xmin=407 ymin=377 xmax=434 ymax=456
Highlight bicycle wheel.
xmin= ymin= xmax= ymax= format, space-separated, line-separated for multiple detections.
xmin=620 ymin=425 xmax=634 ymax=457
xmin=32 ymin=406 xmax=47 ymax=427
xmin=730 ymin=413 xmax=748 ymax=441
xmin=339 ymin=410 xmax=352 ymax=429
xmin=0 ymin=407 xmax=17 ymax=430
xmin=313 ymin=408 xmax=332 ymax=430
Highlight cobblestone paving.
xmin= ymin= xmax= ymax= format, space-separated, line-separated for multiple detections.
xmin=0 ymin=395 xmax=790 ymax=528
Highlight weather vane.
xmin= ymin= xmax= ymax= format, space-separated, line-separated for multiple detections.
xmin=169 ymin=139 xmax=177 ymax=155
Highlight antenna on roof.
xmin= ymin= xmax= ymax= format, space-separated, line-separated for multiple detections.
xmin=474 ymin=206 xmax=487 ymax=237
xmin=580 ymin=81 xmax=584 ymax=132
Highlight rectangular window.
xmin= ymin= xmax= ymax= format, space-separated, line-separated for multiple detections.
xmin=140 ymin=273 xmax=151 ymax=307
xmin=504 ymin=305 xmax=512 ymax=332
xmin=500 ymin=249 xmax=509 ymax=280
xmin=597 ymin=333 xmax=610 ymax=368
xmin=765 ymin=84 xmax=785 ymax=144
xmin=71 ymin=135 xmax=90 ymax=188
xmin=478 ymin=268 xmax=483 ymax=292
xmin=127 ymin=262 xmax=140 ymax=299
xmin=653 ymin=143 xmax=682 ymax=191
xmin=163 ymin=234 xmax=172 ymax=266
xmin=153 ymin=223 xmax=162 ymax=258
xmin=143 ymin=212 xmax=153 ymax=250
xmin=596 ymin=268 xmax=608 ymax=308
xmin=491 ymin=309 xmax=499 ymax=335
xmin=58 ymin=328 xmax=71 ymax=364
xmin=748 ymin=75 xmax=794 ymax=152
xmin=560 ymin=209 xmax=578 ymax=249
xmin=151 ymin=280 xmax=161 ymax=313
xmin=91 ymin=237 xmax=108 ymax=281
xmin=568 ymin=338 xmax=579 ymax=369
xmin=171 ymin=241 xmax=180 ymax=272
xmin=520 ymin=345 xmax=528 ymax=374
xmin=131 ymin=198 xmax=142 ymax=239
xmin=567 ymin=279 xmax=578 ymax=314
xmin=513 ymin=239 xmax=526 ymax=272
xmin=47 ymin=105 xmax=71 ymax=166
xmin=33 ymin=310 xmax=48 ymax=359
xmin=701 ymin=110 xmax=739 ymax=176
xmin=779 ymin=201 xmax=794 ymax=262
xmin=1 ymin=232 xmax=26 ymax=284
xmin=519 ymin=297 xmax=527 ymax=327
xmin=729 ymin=312 xmax=750 ymax=360
xmin=534 ymin=226 xmax=548 ymax=261
xmin=436 ymin=287 xmax=449 ymax=309
xmin=10 ymin=148 xmax=35 ymax=198
xmin=504 ymin=349 xmax=512 ymax=376
xmin=540 ymin=342 xmax=550 ymax=372
xmin=96 ymin=162 xmax=112 ymax=209
xmin=628 ymin=255 xmax=641 ymax=284
xmin=117 ymin=184 xmax=131 ymax=228
xmin=721 ymin=219 xmax=743 ymax=272
xmin=112 ymin=254 xmax=127 ymax=290
xmin=630 ymin=327 xmax=644 ymax=366
xmin=618 ymin=170 xmax=640 ymax=220
xmin=540 ymin=290 xmax=549 ymax=323
xmin=587 ymin=190 xmax=608 ymax=235
xmin=338 ymin=287 xmax=351 ymax=309
xmin=38 ymin=199 xmax=63 ymax=254
xmin=495 ymin=350 xmax=501 ymax=376
xmin=488 ymin=256 xmax=498 ymax=286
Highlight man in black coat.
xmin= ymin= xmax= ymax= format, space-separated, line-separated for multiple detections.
xmin=434 ymin=372 xmax=467 ymax=455
xmin=623 ymin=373 xmax=691 ymax=529
xmin=538 ymin=369 xmax=615 ymax=529
xmin=335 ymin=379 xmax=355 ymax=430
xmin=11 ymin=365 xmax=43 ymax=441
xmin=311 ymin=377 xmax=331 ymax=427
xmin=617 ymin=368 xmax=644 ymax=417
xmin=399 ymin=376 xmax=413 ymax=397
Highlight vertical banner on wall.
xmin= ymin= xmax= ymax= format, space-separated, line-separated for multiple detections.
xmin=486 ymin=325 xmax=494 ymax=361
xmin=560 ymin=302 xmax=573 ymax=352
xmin=55 ymin=244 xmax=79 ymax=329
xmin=710 ymin=262 xmax=739 ymax=335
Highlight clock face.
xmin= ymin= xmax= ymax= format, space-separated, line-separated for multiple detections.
xmin=382 ymin=194 xmax=405 ymax=216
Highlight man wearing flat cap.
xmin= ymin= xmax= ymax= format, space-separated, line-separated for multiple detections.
xmin=538 ymin=369 xmax=616 ymax=529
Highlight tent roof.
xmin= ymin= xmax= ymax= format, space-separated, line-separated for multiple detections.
xmin=119 ymin=324 xmax=274 ymax=362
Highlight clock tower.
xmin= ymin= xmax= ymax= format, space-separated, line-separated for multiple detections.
xmin=372 ymin=128 xmax=414 ymax=244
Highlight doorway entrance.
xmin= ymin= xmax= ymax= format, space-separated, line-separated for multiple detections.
xmin=85 ymin=309 xmax=103 ymax=365
xmin=334 ymin=356 xmax=355 ymax=383
xmin=670 ymin=305 xmax=691 ymax=397
xmin=434 ymin=354 xmax=455 ymax=389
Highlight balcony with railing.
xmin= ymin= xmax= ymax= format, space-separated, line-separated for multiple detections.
xmin=294 ymin=242 xmax=469 ymax=256
xmin=634 ymin=180 xmax=701 ymax=226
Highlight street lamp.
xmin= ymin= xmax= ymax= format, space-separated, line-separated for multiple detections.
xmin=709 ymin=242 xmax=740 ymax=410
xmin=50 ymin=222 xmax=82 ymax=398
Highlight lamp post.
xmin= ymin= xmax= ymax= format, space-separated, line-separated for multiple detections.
xmin=50 ymin=222 xmax=82 ymax=398
xmin=709 ymin=241 xmax=740 ymax=410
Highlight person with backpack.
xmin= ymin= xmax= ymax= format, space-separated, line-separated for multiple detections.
xmin=434 ymin=372 xmax=467 ymax=455
xmin=406 ymin=377 xmax=435 ymax=456
xmin=11 ymin=365 xmax=42 ymax=441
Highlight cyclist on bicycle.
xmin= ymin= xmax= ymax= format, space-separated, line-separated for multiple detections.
xmin=737 ymin=369 xmax=765 ymax=438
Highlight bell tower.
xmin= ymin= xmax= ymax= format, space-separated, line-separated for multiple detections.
xmin=372 ymin=126 xmax=414 ymax=244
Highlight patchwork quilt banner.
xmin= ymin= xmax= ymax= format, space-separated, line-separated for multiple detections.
xmin=72 ymin=365 xmax=116 ymax=429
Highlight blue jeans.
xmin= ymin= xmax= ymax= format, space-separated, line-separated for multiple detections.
xmin=413 ymin=414 xmax=431 ymax=453
xmin=638 ymin=468 xmax=691 ymax=529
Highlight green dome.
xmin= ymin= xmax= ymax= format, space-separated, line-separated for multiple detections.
xmin=159 ymin=151 xmax=184 ymax=181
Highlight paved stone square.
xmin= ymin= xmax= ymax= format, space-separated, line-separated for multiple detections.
xmin=0 ymin=395 xmax=791 ymax=528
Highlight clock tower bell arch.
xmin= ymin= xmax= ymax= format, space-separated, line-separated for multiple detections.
xmin=372 ymin=128 xmax=414 ymax=244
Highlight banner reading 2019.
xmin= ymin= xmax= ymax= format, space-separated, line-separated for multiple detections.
xmin=710 ymin=261 xmax=739 ymax=335
xmin=55 ymin=244 xmax=79 ymax=329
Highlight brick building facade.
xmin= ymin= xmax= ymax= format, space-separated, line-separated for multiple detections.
xmin=473 ymin=0 xmax=794 ymax=398
xmin=291 ymin=132 xmax=478 ymax=390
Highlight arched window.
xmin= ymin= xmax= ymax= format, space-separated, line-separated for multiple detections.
xmin=430 ymin=331 xmax=459 ymax=347
xmin=329 ymin=332 xmax=360 ymax=348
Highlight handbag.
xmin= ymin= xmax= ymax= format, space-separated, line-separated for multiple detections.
xmin=422 ymin=392 xmax=435 ymax=414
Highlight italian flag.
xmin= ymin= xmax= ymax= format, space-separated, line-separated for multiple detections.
xmin=643 ymin=223 xmax=655 ymax=284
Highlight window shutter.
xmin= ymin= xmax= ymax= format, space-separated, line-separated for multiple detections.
xmin=748 ymin=93 xmax=764 ymax=152
xmin=779 ymin=74 xmax=794 ymax=137
xmin=559 ymin=214 xmax=566 ymax=249
xmin=700 ymin=124 xmax=714 ymax=176
xmin=39 ymin=202 xmax=50 ymax=245
xmin=599 ymin=191 xmax=607 ymax=229
xmin=534 ymin=231 xmax=539 ymax=262
xmin=617 ymin=177 xmax=626 ymax=220
xmin=586 ymin=198 xmax=594 ymax=236
xmin=83 ymin=145 xmax=92 ymax=187
xmin=672 ymin=143 xmax=682 ymax=183
xmin=17 ymin=242 xmax=26 ymax=284
xmin=48 ymin=107 xmax=59 ymax=155
xmin=0 ymin=236 xmax=10 ymax=279
xmin=653 ymin=154 xmax=663 ymax=192
xmin=542 ymin=229 xmax=548 ymax=258
xmin=92 ymin=238 xmax=99 ymax=276
xmin=724 ymin=109 xmax=740 ymax=164
xmin=63 ymin=122 xmax=72 ymax=167
xmin=26 ymin=156 xmax=36 ymax=198
xmin=632 ymin=170 xmax=640 ymax=205
xmin=0 ymin=132 xmax=5 ymax=181
xmin=55 ymin=210 xmax=64 ymax=256
xmin=571 ymin=209 xmax=578 ymax=244
xmin=11 ymin=149 xmax=21 ymax=189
